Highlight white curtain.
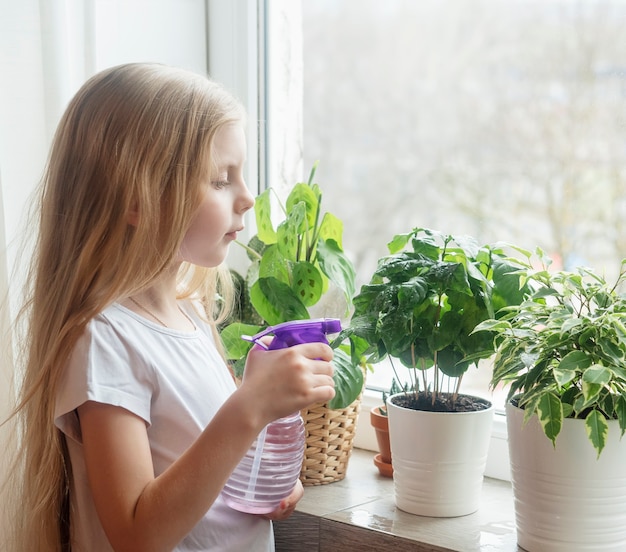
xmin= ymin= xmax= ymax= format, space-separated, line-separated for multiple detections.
xmin=0 ymin=6 xmax=62 ymax=532
xmin=1 ymin=3 xmax=44 ymax=541
xmin=0 ymin=1 xmax=212 ymax=541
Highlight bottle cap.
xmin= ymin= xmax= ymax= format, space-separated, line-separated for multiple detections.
xmin=242 ymin=318 xmax=342 ymax=350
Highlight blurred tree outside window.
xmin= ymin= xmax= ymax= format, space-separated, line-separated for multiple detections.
xmin=301 ymin=0 xmax=626 ymax=402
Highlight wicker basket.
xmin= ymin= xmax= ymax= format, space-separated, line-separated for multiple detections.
xmin=299 ymin=393 xmax=363 ymax=486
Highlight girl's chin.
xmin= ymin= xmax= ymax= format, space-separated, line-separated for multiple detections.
xmin=176 ymin=241 xmax=231 ymax=267
xmin=175 ymin=254 xmax=228 ymax=267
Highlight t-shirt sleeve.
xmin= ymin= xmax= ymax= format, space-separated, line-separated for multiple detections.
xmin=54 ymin=315 xmax=156 ymax=443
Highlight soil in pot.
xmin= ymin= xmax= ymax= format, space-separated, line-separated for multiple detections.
xmin=391 ymin=392 xmax=491 ymax=413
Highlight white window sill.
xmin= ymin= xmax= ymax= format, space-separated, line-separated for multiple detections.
xmin=275 ymin=448 xmax=517 ymax=551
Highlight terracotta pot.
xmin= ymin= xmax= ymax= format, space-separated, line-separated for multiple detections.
xmin=370 ymin=406 xmax=393 ymax=477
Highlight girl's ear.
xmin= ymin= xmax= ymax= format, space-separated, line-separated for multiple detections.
xmin=127 ymin=205 xmax=139 ymax=226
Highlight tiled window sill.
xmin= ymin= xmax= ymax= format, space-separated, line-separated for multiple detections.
xmin=274 ymin=448 xmax=521 ymax=552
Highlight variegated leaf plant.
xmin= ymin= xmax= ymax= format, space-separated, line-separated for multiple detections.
xmin=475 ymin=253 xmax=626 ymax=457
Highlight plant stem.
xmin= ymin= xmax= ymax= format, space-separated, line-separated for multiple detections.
xmin=307 ymin=160 xmax=319 ymax=185
xmin=234 ymin=240 xmax=262 ymax=261
xmin=305 ymin=160 xmax=322 ymax=262
xmin=388 ymin=356 xmax=406 ymax=397
xmin=453 ymin=373 xmax=463 ymax=404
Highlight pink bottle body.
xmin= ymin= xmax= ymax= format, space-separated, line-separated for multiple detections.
xmin=221 ymin=412 xmax=305 ymax=514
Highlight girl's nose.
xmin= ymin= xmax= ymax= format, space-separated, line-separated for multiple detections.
xmin=238 ymin=184 xmax=255 ymax=214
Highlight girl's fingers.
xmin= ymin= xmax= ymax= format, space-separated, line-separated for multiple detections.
xmin=311 ymin=373 xmax=335 ymax=390
xmin=313 ymin=359 xmax=334 ymax=377
xmin=288 ymin=342 xmax=334 ymax=361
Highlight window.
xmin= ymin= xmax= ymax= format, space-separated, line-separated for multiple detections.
xmin=298 ymin=0 xmax=626 ymax=409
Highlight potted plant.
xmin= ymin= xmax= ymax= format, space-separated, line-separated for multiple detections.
xmin=369 ymin=380 xmax=405 ymax=478
xmin=341 ymin=228 xmax=529 ymax=516
xmin=474 ymin=253 xmax=626 ymax=552
xmin=221 ymin=163 xmax=366 ymax=485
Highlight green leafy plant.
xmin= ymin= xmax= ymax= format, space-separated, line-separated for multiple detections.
xmin=341 ymin=228 xmax=529 ymax=411
xmin=379 ymin=379 xmax=408 ymax=415
xmin=474 ymin=253 xmax=626 ymax=457
xmin=221 ymin=163 xmax=363 ymax=409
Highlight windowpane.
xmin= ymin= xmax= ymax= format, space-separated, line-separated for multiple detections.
xmin=302 ymin=0 xmax=626 ymax=400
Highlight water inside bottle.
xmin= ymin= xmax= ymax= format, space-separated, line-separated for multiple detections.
xmin=221 ymin=412 xmax=306 ymax=514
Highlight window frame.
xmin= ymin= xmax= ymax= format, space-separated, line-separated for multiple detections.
xmin=257 ymin=1 xmax=512 ymax=480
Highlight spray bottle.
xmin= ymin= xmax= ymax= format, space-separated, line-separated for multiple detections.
xmin=221 ymin=318 xmax=341 ymax=514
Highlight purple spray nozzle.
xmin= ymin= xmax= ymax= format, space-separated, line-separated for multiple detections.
xmin=242 ymin=318 xmax=342 ymax=350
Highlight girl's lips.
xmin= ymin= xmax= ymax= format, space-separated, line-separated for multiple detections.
xmin=226 ymin=228 xmax=243 ymax=240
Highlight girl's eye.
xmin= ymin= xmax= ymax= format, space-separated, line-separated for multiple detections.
xmin=212 ymin=180 xmax=230 ymax=189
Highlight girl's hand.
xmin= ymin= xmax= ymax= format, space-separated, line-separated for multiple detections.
xmin=238 ymin=340 xmax=335 ymax=425
xmin=261 ymin=480 xmax=304 ymax=521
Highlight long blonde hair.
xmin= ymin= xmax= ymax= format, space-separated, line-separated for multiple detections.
xmin=5 ymin=63 xmax=244 ymax=551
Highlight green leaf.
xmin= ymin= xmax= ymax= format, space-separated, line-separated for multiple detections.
xmin=412 ymin=241 xmax=443 ymax=261
xmin=254 ymin=189 xmax=276 ymax=244
xmin=558 ymin=350 xmax=592 ymax=372
xmin=316 ymin=238 xmax=356 ymax=304
xmin=387 ymin=232 xmax=411 ymax=254
xmin=328 ymin=347 xmax=364 ymax=409
xmin=533 ymin=286 xmax=561 ymax=300
xmin=562 ymin=402 xmax=574 ymax=418
xmin=601 ymin=392 xmax=615 ymax=419
xmin=616 ymin=395 xmax=626 ymax=436
xmin=491 ymin=256 xmax=528 ymax=308
xmin=599 ymin=339 xmax=624 ymax=365
xmin=432 ymin=310 xmax=462 ymax=351
xmin=553 ymin=366 xmax=577 ymax=387
xmin=437 ymin=347 xmax=469 ymax=377
xmin=286 ymin=183 xmax=319 ymax=230
xmin=560 ymin=317 xmax=583 ymax=334
xmin=578 ymin=326 xmax=596 ymax=347
xmin=554 ymin=350 xmax=589 ymax=386
xmin=585 ymin=409 xmax=608 ymax=457
xmin=537 ymin=392 xmax=563 ymax=446
xmin=318 ymin=212 xmax=344 ymax=250
xmin=472 ymin=319 xmax=511 ymax=333
xmin=258 ymin=244 xmax=290 ymax=284
xmin=243 ymin=234 xmax=267 ymax=261
xmin=582 ymin=364 xmax=612 ymax=386
xmin=277 ymin=202 xmax=306 ymax=260
xmin=573 ymin=393 xmax=587 ymax=415
xmin=250 ymin=277 xmax=309 ymax=325
xmin=519 ymin=394 xmax=540 ymax=424
xmin=581 ymin=381 xmax=603 ymax=408
xmin=220 ymin=323 xmax=261 ymax=360
xmin=291 ymin=261 xmax=324 ymax=307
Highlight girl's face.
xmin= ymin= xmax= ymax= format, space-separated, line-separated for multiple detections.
xmin=179 ymin=122 xmax=255 ymax=267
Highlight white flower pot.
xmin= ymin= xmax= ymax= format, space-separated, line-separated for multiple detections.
xmin=506 ymin=402 xmax=626 ymax=552
xmin=387 ymin=392 xmax=494 ymax=517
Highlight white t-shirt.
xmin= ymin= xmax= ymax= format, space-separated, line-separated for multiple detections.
xmin=54 ymin=302 xmax=273 ymax=552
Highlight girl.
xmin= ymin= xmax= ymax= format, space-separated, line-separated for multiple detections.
xmin=7 ymin=63 xmax=335 ymax=552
